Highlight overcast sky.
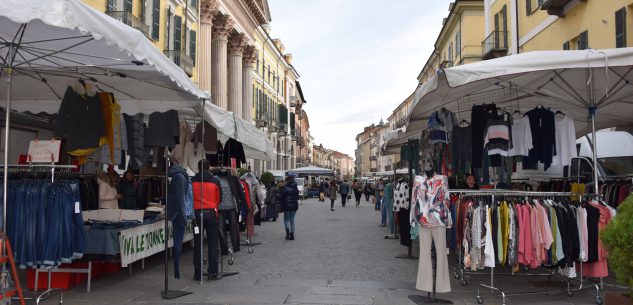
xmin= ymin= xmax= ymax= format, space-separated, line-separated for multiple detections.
xmin=267 ymin=0 xmax=451 ymax=157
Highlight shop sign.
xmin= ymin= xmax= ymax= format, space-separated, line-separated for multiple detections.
xmin=118 ymin=220 xmax=194 ymax=267
xmin=27 ymin=139 xmax=61 ymax=163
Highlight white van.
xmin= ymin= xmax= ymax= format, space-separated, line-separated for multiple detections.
xmin=512 ymin=130 xmax=633 ymax=184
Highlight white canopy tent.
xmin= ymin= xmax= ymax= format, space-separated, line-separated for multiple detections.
xmin=0 ymin=0 xmax=212 ymax=292
xmin=404 ymin=47 xmax=633 ymax=191
xmin=288 ymin=166 xmax=335 ymax=176
xmin=195 ymin=102 xmax=274 ymax=161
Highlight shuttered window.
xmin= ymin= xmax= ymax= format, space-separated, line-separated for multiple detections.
xmin=174 ymin=15 xmax=182 ymax=51
xmin=616 ymin=8 xmax=627 ymax=48
xmin=151 ymin=0 xmax=160 ymax=40
xmin=189 ymin=30 xmax=196 ymax=65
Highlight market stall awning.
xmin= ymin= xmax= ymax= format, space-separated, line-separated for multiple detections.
xmin=0 ymin=0 xmax=208 ymax=115
xmin=197 ymin=102 xmax=274 ymax=161
xmin=407 ymin=48 xmax=633 ymax=137
xmin=288 ymin=166 xmax=335 ymax=176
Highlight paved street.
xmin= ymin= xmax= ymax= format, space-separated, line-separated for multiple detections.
xmin=42 ymin=197 xmax=610 ymax=305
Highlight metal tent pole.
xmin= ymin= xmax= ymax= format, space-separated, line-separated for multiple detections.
xmin=2 ymin=45 xmax=15 ymax=264
xmin=199 ymin=99 xmax=205 ymax=284
xmin=590 ymin=108 xmax=599 ymax=195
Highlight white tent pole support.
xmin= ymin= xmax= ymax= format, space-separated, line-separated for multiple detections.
xmin=3 ymin=43 xmax=15 ymax=262
xmin=590 ymin=106 xmax=599 ymax=195
xmin=199 ymin=98 xmax=204 ymax=285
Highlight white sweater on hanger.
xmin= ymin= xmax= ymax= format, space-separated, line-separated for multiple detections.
xmin=552 ymin=115 xmax=577 ymax=166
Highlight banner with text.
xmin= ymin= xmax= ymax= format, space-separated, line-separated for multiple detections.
xmin=118 ymin=220 xmax=194 ymax=267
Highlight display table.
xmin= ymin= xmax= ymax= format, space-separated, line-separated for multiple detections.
xmin=34 ymin=219 xmax=194 ymax=293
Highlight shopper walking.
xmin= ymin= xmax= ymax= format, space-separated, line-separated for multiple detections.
xmin=381 ymin=178 xmax=393 ymax=228
xmin=328 ymin=180 xmax=338 ymax=211
xmin=363 ymin=181 xmax=373 ymax=202
xmin=264 ymin=179 xmax=279 ymax=221
xmin=352 ymin=179 xmax=363 ymax=207
xmin=191 ymin=159 xmax=221 ymax=281
xmin=339 ymin=179 xmax=350 ymax=207
xmin=319 ymin=179 xmax=327 ymax=202
xmin=374 ymin=179 xmax=384 ymax=211
xmin=279 ymin=174 xmax=299 ymax=240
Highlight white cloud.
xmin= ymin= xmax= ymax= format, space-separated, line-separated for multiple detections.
xmin=268 ymin=0 xmax=451 ymax=156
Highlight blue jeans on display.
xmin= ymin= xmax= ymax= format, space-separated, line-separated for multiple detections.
xmin=69 ymin=182 xmax=85 ymax=259
xmin=24 ymin=182 xmax=39 ymax=267
xmin=44 ymin=183 xmax=63 ymax=266
xmin=283 ymin=211 xmax=296 ymax=233
xmin=36 ymin=182 xmax=52 ymax=265
xmin=171 ymin=216 xmax=186 ymax=279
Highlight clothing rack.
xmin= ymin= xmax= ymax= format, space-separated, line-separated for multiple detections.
xmin=448 ymin=189 xmax=603 ymax=305
xmin=0 ymin=163 xmax=77 ymax=182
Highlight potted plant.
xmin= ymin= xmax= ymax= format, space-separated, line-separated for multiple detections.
xmin=260 ymin=172 xmax=275 ymax=189
xmin=601 ymin=194 xmax=633 ymax=305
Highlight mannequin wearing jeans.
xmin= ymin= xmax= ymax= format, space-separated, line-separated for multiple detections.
xmin=411 ymin=168 xmax=452 ymax=294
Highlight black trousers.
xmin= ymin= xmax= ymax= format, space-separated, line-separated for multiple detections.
xmin=330 ymin=199 xmax=335 ymax=209
xmin=354 ymin=190 xmax=362 ymax=203
xmin=341 ymin=194 xmax=348 ymax=206
xmin=218 ymin=209 xmax=240 ymax=253
xmin=471 ymin=104 xmax=496 ymax=168
xmin=193 ymin=210 xmax=219 ymax=276
xmin=365 ymin=192 xmax=370 ymax=201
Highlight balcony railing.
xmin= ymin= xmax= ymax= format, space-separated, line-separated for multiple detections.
xmin=482 ymin=30 xmax=508 ymax=60
xmin=107 ymin=11 xmax=149 ymax=38
xmin=163 ymin=50 xmax=193 ymax=77
xmin=540 ymin=0 xmax=576 ymax=17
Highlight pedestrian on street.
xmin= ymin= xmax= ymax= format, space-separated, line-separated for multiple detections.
xmin=380 ymin=178 xmax=393 ymax=228
xmin=363 ymin=181 xmax=373 ymax=202
xmin=191 ymin=159 xmax=221 ymax=281
xmin=264 ymin=178 xmax=279 ymax=221
xmin=339 ymin=179 xmax=350 ymax=207
xmin=374 ymin=179 xmax=384 ymax=211
xmin=328 ymin=180 xmax=338 ymax=211
xmin=319 ymin=179 xmax=328 ymax=202
xmin=279 ymin=173 xmax=299 ymax=240
xmin=352 ymin=179 xmax=363 ymax=207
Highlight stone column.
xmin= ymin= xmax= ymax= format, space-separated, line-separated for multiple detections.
xmin=211 ymin=15 xmax=233 ymax=109
xmin=242 ymin=45 xmax=258 ymax=122
xmin=227 ymin=33 xmax=245 ymax=115
xmin=198 ymin=0 xmax=219 ymax=94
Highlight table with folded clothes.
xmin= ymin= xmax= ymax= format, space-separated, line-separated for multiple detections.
xmin=83 ymin=211 xmax=162 ymax=257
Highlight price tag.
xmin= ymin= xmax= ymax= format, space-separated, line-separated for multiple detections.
xmin=194 ymin=226 xmax=200 ymax=235
xmin=75 ymin=202 xmax=81 ymax=214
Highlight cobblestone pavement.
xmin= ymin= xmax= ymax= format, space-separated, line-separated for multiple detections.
xmin=36 ymin=197 xmax=612 ymax=304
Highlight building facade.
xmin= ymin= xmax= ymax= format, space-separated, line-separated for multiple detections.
xmin=82 ymin=0 xmax=310 ymax=175
xmin=82 ymin=0 xmax=200 ymax=82
xmin=483 ymin=0 xmax=633 ymax=60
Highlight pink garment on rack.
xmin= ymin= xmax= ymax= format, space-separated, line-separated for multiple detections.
xmin=580 ymin=201 xmax=611 ymax=278
xmin=530 ymin=205 xmax=542 ymax=269
xmin=539 ymin=203 xmax=553 ymax=253
xmin=518 ymin=204 xmax=534 ymax=266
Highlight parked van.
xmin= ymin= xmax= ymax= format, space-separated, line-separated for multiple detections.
xmin=512 ymin=131 xmax=633 ymax=184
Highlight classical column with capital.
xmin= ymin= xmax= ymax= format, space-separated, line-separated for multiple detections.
xmin=242 ymin=45 xmax=258 ymax=122
xmin=227 ymin=33 xmax=245 ymax=116
xmin=198 ymin=0 xmax=219 ymax=94
xmin=211 ymin=15 xmax=233 ymax=109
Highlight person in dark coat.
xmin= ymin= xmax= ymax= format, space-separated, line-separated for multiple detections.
xmin=278 ymin=174 xmax=299 ymax=240
xmin=363 ymin=181 xmax=373 ymax=202
xmin=117 ymin=170 xmax=137 ymax=209
xmin=264 ymin=179 xmax=279 ymax=221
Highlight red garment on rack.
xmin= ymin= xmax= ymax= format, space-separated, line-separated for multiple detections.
xmin=580 ymin=201 xmax=611 ymax=278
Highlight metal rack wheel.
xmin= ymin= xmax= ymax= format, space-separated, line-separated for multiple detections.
xmin=476 ymin=296 xmax=484 ymax=304
xmin=248 ymin=247 xmax=254 ymax=254
xmin=228 ymin=257 xmax=234 ymax=265
xmin=596 ymin=296 xmax=603 ymax=305
xmin=461 ymin=279 xmax=467 ymax=286
xmin=453 ymin=271 xmax=460 ymax=279
xmin=567 ymin=291 xmax=574 ymax=297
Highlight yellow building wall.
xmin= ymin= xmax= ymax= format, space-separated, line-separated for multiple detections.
xmin=80 ymin=0 xmax=198 ymax=82
xmin=461 ymin=10 xmax=485 ymax=63
xmin=521 ymin=1 xmax=633 ymax=52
